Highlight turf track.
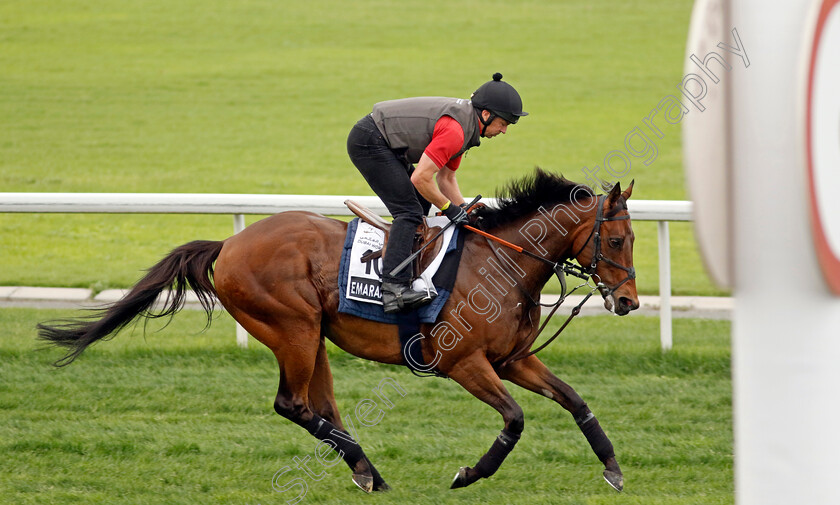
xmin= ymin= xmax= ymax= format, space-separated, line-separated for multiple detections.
xmin=1 ymin=309 xmax=732 ymax=504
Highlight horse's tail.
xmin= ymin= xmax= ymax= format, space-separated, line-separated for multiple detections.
xmin=38 ymin=240 xmax=225 ymax=367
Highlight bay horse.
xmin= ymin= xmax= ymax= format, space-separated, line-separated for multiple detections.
xmin=38 ymin=168 xmax=639 ymax=493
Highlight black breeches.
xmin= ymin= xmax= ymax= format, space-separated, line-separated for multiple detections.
xmin=347 ymin=115 xmax=431 ymax=283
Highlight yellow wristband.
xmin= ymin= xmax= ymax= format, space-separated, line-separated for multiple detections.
xmin=440 ymin=200 xmax=451 ymax=211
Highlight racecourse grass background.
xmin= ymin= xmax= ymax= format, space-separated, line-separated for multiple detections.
xmin=0 ymin=0 xmax=725 ymax=296
xmin=1 ymin=309 xmax=732 ymax=504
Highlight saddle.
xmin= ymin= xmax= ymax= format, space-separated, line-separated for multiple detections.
xmin=344 ymin=200 xmax=444 ymax=278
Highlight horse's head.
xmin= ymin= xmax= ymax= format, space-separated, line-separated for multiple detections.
xmin=572 ymin=182 xmax=639 ymax=316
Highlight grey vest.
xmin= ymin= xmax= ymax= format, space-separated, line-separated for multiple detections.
xmin=371 ymin=97 xmax=481 ymax=165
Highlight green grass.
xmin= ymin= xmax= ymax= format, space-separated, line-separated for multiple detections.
xmin=1 ymin=308 xmax=733 ymax=504
xmin=0 ymin=2 xmax=735 ymax=502
xmin=0 ymin=0 xmax=727 ymax=296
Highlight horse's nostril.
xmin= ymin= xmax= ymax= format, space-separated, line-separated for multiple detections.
xmin=620 ymin=297 xmax=637 ymax=310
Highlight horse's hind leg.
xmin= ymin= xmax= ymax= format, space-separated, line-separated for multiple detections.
xmin=498 ymin=355 xmax=623 ymax=492
xmin=235 ymin=310 xmax=378 ymax=493
xmin=308 ymin=339 xmax=390 ymax=491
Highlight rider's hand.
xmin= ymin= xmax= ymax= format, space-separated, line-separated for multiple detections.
xmin=459 ymin=201 xmax=484 ymax=225
xmin=442 ymin=203 xmax=469 ymax=227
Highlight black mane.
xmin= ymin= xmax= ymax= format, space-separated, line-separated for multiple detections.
xmin=472 ymin=168 xmax=595 ymax=229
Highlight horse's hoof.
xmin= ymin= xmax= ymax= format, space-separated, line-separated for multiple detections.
xmin=450 ymin=466 xmax=482 ymax=489
xmin=450 ymin=467 xmax=469 ymax=489
xmin=603 ymin=469 xmax=624 ymax=492
xmin=352 ymin=473 xmax=374 ymax=493
xmin=373 ymin=481 xmax=391 ymax=492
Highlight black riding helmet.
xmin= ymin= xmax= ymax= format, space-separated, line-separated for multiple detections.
xmin=471 ymin=73 xmax=528 ymax=135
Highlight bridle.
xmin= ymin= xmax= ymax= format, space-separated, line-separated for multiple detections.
xmin=478 ymin=194 xmax=635 ymax=303
xmin=569 ymin=194 xmax=636 ymax=299
xmin=474 ymin=194 xmax=636 ymax=367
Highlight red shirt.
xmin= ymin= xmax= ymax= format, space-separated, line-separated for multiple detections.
xmin=423 ymin=115 xmax=465 ymax=171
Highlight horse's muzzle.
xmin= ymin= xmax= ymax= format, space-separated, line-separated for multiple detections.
xmin=614 ymin=296 xmax=639 ymax=316
xmin=601 ymin=291 xmax=639 ymax=316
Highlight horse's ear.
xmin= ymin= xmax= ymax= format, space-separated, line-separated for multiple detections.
xmin=622 ymin=180 xmax=634 ymax=200
xmin=606 ymin=181 xmax=623 ymax=207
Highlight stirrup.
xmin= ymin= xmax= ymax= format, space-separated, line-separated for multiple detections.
xmin=382 ymin=281 xmax=435 ymax=314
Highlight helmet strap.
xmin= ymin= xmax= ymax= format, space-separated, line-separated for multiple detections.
xmin=478 ymin=110 xmax=496 ymax=137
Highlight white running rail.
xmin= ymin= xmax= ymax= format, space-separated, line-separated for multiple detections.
xmin=0 ymin=193 xmax=692 ymax=350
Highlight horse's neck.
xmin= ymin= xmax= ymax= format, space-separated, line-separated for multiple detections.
xmin=483 ymin=206 xmax=594 ymax=295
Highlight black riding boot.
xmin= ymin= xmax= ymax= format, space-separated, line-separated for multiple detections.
xmin=380 ymin=214 xmax=435 ymax=314
xmin=381 ymin=280 xmax=435 ymax=314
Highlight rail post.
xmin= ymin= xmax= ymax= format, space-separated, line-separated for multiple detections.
xmin=233 ymin=214 xmax=248 ymax=348
xmin=657 ymin=220 xmax=673 ymax=350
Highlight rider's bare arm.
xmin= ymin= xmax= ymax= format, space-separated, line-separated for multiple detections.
xmin=435 ymin=167 xmax=465 ymax=207
xmin=410 ymin=154 xmax=452 ymax=210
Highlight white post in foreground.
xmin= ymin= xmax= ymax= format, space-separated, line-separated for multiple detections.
xmin=731 ymin=1 xmax=840 ymax=503
xmin=657 ymin=221 xmax=673 ymax=350
xmin=682 ymin=0 xmax=840 ymax=503
xmin=232 ymin=214 xmax=248 ymax=348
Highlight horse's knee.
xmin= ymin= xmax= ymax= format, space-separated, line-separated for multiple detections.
xmin=505 ymin=403 xmax=525 ymax=435
xmin=273 ymin=394 xmax=309 ymax=423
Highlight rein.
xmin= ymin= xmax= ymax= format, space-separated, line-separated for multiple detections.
xmin=467 ymin=195 xmax=636 ymax=367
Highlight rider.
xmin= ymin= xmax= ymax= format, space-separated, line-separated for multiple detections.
xmin=347 ymin=73 xmax=527 ymax=314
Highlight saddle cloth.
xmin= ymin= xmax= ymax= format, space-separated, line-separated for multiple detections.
xmin=338 ymin=217 xmax=464 ymax=324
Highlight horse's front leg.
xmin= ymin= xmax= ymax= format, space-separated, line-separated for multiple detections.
xmin=498 ymin=354 xmax=624 ymax=492
xmin=446 ymin=353 xmax=524 ymax=489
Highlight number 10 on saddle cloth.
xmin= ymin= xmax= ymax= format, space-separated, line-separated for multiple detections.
xmin=345 ymin=216 xmax=458 ymax=305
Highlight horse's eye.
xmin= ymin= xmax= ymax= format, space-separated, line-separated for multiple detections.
xmin=609 ymin=238 xmax=623 ymax=249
